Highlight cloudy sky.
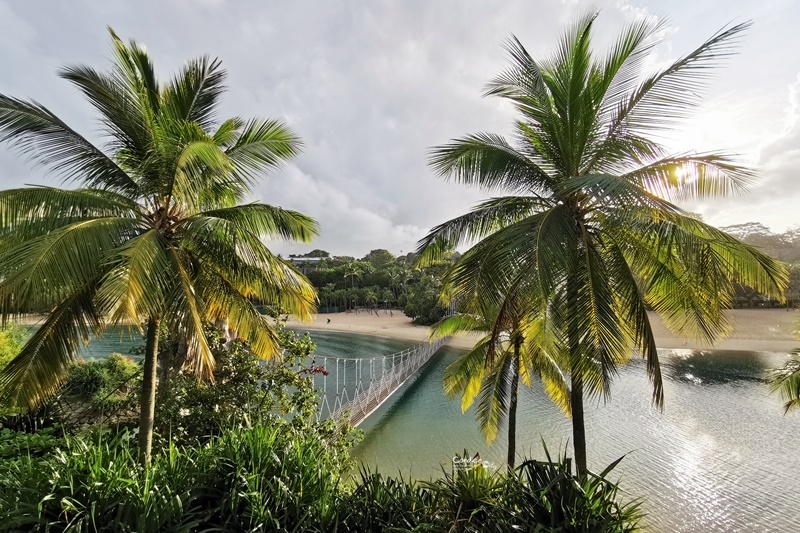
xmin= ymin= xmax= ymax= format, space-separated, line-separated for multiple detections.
xmin=1 ymin=0 xmax=798 ymax=257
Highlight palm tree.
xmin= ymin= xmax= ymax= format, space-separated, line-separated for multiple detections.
xmin=365 ymin=289 xmax=378 ymax=310
xmin=0 ymin=29 xmax=317 ymax=464
xmin=323 ymin=283 xmax=337 ymax=310
xmin=387 ymin=266 xmax=402 ymax=300
xmin=344 ymin=260 xmax=363 ymax=291
xmin=431 ymin=281 xmax=567 ymax=468
xmin=419 ymin=14 xmax=786 ymax=475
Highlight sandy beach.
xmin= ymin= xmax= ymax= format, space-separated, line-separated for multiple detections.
xmin=285 ymin=308 xmax=800 ymax=353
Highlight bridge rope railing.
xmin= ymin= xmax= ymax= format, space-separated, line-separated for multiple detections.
xmin=313 ymin=336 xmax=450 ymax=427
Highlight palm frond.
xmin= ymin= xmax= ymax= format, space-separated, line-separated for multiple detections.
xmin=622 ymin=153 xmax=756 ymax=199
xmin=598 ymin=17 xmax=667 ymax=114
xmin=555 ymin=173 xmax=683 ymax=213
xmin=96 ymin=229 xmax=176 ymax=329
xmin=107 ymin=27 xmax=161 ymax=114
xmin=169 ymin=137 xmax=235 ymax=212
xmin=443 ymin=339 xmax=491 ymax=412
xmin=162 ymin=56 xmax=226 ymax=130
xmin=0 ymin=95 xmax=137 ymax=194
xmin=605 ymin=241 xmax=663 ymax=407
xmin=612 ymin=22 xmax=751 ymax=134
xmin=225 ymin=118 xmax=302 ymax=185
xmin=0 ymin=187 xmax=140 ymax=244
xmin=58 ymin=64 xmax=154 ymax=167
xmin=179 ymin=218 xmax=317 ymax=321
xmin=199 ymin=266 xmax=283 ymax=361
xmin=0 ymin=280 xmax=103 ymax=409
xmin=429 ymin=314 xmax=487 ymax=340
xmin=164 ymin=247 xmax=214 ymax=379
xmin=769 ymin=359 xmax=800 ymax=414
xmin=193 ymin=203 xmax=318 ymax=243
xmin=475 ymin=349 xmax=515 ymax=444
xmin=0 ymin=217 xmax=142 ymax=316
xmin=417 ymin=195 xmax=548 ymax=265
xmin=429 ymin=133 xmax=554 ymax=193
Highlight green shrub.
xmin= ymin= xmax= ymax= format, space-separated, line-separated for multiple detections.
xmin=64 ymin=354 xmax=140 ymax=405
xmin=329 ymin=451 xmax=641 ymax=532
xmin=0 ymin=421 xmax=349 ymax=532
xmin=194 ymin=424 xmax=342 ymax=531
xmin=0 ymin=323 xmax=25 ymax=370
xmin=0 ymin=426 xmax=64 ymax=460
xmin=509 ymin=449 xmax=642 ymax=532
xmin=327 ymin=468 xmax=435 ymax=532
xmin=0 ymin=431 xmax=641 ymax=532
xmin=154 ymin=325 xmax=356 ymax=464
xmin=0 ymin=432 xmax=201 ymax=532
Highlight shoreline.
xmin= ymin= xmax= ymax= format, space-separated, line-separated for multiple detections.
xmin=13 ymin=308 xmax=798 ymax=354
xmin=285 ymin=308 xmax=800 ymax=354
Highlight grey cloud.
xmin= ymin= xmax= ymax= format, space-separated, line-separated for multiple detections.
xmin=1 ymin=0 xmax=799 ymax=254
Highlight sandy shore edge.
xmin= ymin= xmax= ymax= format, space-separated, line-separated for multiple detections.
xmin=13 ymin=308 xmax=797 ymax=353
xmin=285 ymin=309 xmax=799 ymax=353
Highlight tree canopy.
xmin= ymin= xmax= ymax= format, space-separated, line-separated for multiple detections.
xmin=419 ymin=13 xmax=787 ymax=474
xmin=0 ymin=29 xmax=317 ymax=461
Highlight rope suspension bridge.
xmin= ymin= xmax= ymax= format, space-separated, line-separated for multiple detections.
xmin=312 ymin=336 xmax=450 ymax=426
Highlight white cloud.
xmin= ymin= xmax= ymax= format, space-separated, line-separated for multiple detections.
xmin=688 ymin=74 xmax=800 ymax=233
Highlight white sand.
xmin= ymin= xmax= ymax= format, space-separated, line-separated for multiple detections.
xmin=285 ymin=308 xmax=800 ymax=353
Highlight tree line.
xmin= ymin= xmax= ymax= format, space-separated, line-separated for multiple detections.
xmin=290 ymin=248 xmax=457 ymax=325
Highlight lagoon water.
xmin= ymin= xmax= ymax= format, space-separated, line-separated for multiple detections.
xmin=305 ymin=329 xmax=800 ymax=533
xmin=70 ymin=326 xmax=800 ymax=531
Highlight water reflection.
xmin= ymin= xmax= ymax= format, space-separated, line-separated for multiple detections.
xmin=309 ymin=332 xmax=800 ymax=533
xmin=664 ymin=349 xmax=769 ymax=385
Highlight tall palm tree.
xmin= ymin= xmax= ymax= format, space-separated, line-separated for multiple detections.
xmin=419 ymin=14 xmax=786 ymax=475
xmin=431 ymin=281 xmax=567 ymax=468
xmin=0 ymin=30 xmax=317 ymax=463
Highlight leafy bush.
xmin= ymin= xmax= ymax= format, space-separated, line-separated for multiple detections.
xmin=0 ymin=426 xmax=64 ymax=460
xmin=0 ymin=432 xmax=204 ymax=532
xmin=0 ymin=431 xmax=640 ymax=532
xmin=332 ymin=450 xmax=640 ymax=532
xmin=403 ymin=275 xmax=447 ymax=325
xmin=508 ymin=449 xmax=642 ymax=533
xmin=61 ymin=354 xmax=140 ymax=417
xmin=328 ymin=468 xmax=435 ymax=531
xmin=0 ymin=323 xmax=25 ymax=370
xmin=194 ymin=424 xmax=342 ymax=531
xmin=154 ymin=325 xmax=356 ymax=464
xmin=1 ymin=353 xmax=138 ymax=431
xmin=0 ymin=421 xmax=348 ymax=532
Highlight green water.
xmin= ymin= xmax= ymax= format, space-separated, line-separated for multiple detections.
xmin=304 ymin=329 xmax=800 ymax=533
xmin=33 ymin=325 xmax=800 ymax=531
xmin=20 ymin=324 xmax=145 ymax=361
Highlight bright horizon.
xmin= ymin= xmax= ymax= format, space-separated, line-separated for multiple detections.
xmin=1 ymin=0 xmax=798 ymax=257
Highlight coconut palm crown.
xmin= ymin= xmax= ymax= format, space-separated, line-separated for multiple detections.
xmin=0 ymin=29 xmax=318 ymax=461
xmin=419 ymin=14 xmax=787 ymax=474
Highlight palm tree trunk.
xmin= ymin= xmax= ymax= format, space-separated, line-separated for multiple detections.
xmin=566 ymin=268 xmax=587 ymax=477
xmin=507 ymin=342 xmax=520 ymax=469
xmin=571 ymin=372 xmax=587 ymax=477
xmin=138 ymin=316 xmax=160 ymax=465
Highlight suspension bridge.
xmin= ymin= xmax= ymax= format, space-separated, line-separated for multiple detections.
xmin=312 ymin=336 xmax=450 ymax=426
